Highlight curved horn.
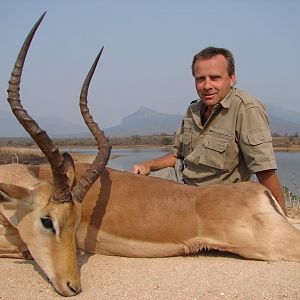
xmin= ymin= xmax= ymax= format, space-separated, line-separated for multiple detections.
xmin=72 ymin=48 xmax=111 ymax=202
xmin=7 ymin=13 xmax=72 ymax=203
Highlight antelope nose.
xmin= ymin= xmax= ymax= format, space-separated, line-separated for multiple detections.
xmin=67 ymin=281 xmax=82 ymax=296
xmin=54 ymin=280 xmax=82 ymax=297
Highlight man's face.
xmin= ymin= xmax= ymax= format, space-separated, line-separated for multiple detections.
xmin=193 ymin=55 xmax=236 ymax=109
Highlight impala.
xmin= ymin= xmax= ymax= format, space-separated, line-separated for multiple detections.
xmin=0 ymin=14 xmax=300 ymax=297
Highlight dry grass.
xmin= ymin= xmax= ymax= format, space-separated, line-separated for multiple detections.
xmin=273 ymin=136 xmax=300 ymax=152
xmin=0 ymin=146 xmax=113 ymax=165
xmin=0 ymin=146 xmax=43 ymax=155
xmin=0 ymin=146 xmax=45 ymax=165
xmin=286 ymin=186 xmax=300 ymax=219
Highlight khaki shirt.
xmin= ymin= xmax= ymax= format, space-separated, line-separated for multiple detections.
xmin=173 ymin=88 xmax=277 ymax=186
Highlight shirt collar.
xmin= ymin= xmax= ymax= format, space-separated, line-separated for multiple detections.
xmin=189 ymin=87 xmax=235 ymax=128
xmin=219 ymin=87 xmax=235 ymax=109
xmin=190 ymin=101 xmax=202 ymax=127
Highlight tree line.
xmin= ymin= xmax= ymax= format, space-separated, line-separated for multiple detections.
xmin=0 ymin=134 xmax=300 ymax=148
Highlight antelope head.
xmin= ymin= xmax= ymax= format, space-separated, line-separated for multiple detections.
xmin=0 ymin=13 xmax=111 ymax=296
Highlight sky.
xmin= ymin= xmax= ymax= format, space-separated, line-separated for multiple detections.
xmin=0 ymin=0 xmax=300 ymax=129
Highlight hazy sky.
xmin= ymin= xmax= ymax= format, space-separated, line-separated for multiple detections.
xmin=1 ymin=0 xmax=300 ymax=128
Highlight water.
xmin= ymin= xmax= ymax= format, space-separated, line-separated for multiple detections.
xmin=67 ymin=147 xmax=300 ymax=195
xmin=107 ymin=148 xmax=170 ymax=171
xmin=275 ymin=152 xmax=300 ymax=194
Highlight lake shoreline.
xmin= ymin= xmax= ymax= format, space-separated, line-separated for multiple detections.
xmin=51 ymin=144 xmax=300 ymax=152
xmin=1 ymin=145 xmax=300 ymax=165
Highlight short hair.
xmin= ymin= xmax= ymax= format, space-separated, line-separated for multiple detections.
xmin=191 ymin=47 xmax=235 ymax=76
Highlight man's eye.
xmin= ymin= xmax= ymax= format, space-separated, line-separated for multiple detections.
xmin=196 ymin=77 xmax=204 ymax=83
xmin=40 ymin=217 xmax=56 ymax=234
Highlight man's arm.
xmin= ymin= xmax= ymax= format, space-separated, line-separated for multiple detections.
xmin=256 ymin=169 xmax=287 ymax=215
xmin=131 ymin=153 xmax=177 ymax=175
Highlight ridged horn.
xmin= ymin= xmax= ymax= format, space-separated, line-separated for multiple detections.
xmin=7 ymin=13 xmax=72 ymax=203
xmin=72 ymin=48 xmax=111 ymax=202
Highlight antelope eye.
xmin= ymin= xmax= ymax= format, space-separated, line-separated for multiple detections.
xmin=40 ymin=217 xmax=56 ymax=234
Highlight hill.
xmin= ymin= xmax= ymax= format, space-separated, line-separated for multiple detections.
xmin=105 ymin=105 xmax=300 ymax=137
xmin=1 ymin=104 xmax=300 ymax=138
xmin=105 ymin=107 xmax=182 ymax=137
xmin=0 ymin=110 xmax=88 ymax=138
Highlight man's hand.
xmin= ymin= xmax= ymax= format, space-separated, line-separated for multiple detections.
xmin=131 ymin=163 xmax=151 ymax=175
xmin=130 ymin=153 xmax=177 ymax=175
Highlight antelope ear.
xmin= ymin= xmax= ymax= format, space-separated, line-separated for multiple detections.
xmin=27 ymin=165 xmax=40 ymax=178
xmin=0 ymin=183 xmax=31 ymax=203
xmin=0 ymin=184 xmax=32 ymax=227
xmin=0 ymin=189 xmax=14 ymax=204
xmin=63 ymin=152 xmax=76 ymax=189
xmin=0 ymin=188 xmax=18 ymax=228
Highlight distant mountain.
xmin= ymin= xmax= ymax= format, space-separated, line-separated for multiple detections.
xmin=104 ymin=105 xmax=300 ymax=137
xmin=0 ymin=110 xmax=88 ymax=138
xmin=265 ymin=103 xmax=299 ymax=124
xmin=264 ymin=103 xmax=300 ymax=135
xmin=105 ymin=107 xmax=182 ymax=137
xmin=1 ymin=104 xmax=299 ymax=138
xmin=268 ymin=115 xmax=300 ymax=136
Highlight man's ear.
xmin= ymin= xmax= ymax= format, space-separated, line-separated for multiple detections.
xmin=230 ymin=73 xmax=236 ymax=87
xmin=63 ymin=152 xmax=76 ymax=189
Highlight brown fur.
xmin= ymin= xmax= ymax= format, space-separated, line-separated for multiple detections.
xmin=1 ymin=162 xmax=300 ymax=296
xmin=37 ymin=163 xmax=300 ymax=261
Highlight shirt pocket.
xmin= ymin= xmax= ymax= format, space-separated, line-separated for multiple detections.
xmin=182 ymin=133 xmax=192 ymax=157
xmin=183 ymin=117 xmax=194 ymax=131
xmin=199 ymin=136 xmax=229 ymax=170
xmin=244 ymin=129 xmax=275 ymax=168
xmin=248 ymin=129 xmax=272 ymax=145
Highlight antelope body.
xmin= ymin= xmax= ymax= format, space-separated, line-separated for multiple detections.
xmin=37 ymin=163 xmax=300 ymax=260
xmin=0 ymin=14 xmax=300 ymax=297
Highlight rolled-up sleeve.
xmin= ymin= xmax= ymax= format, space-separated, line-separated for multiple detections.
xmin=238 ymin=104 xmax=277 ymax=173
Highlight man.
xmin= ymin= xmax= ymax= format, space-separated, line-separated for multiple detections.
xmin=131 ymin=47 xmax=287 ymax=215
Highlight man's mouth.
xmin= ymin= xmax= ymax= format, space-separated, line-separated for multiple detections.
xmin=203 ymin=93 xmax=215 ymax=99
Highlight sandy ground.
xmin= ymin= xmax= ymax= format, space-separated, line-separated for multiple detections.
xmin=0 ymin=250 xmax=300 ymax=300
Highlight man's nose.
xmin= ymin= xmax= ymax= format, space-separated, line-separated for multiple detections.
xmin=203 ymin=78 xmax=212 ymax=90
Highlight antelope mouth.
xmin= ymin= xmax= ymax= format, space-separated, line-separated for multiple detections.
xmin=52 ymin=279 xmax=82 ymax=297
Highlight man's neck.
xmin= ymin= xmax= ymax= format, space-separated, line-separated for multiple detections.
xmin=201 ymin=105 xmax=213 ymax=124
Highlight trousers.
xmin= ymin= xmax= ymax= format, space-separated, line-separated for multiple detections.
xmin=149 ymin=159 xmax=184 ymax=183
